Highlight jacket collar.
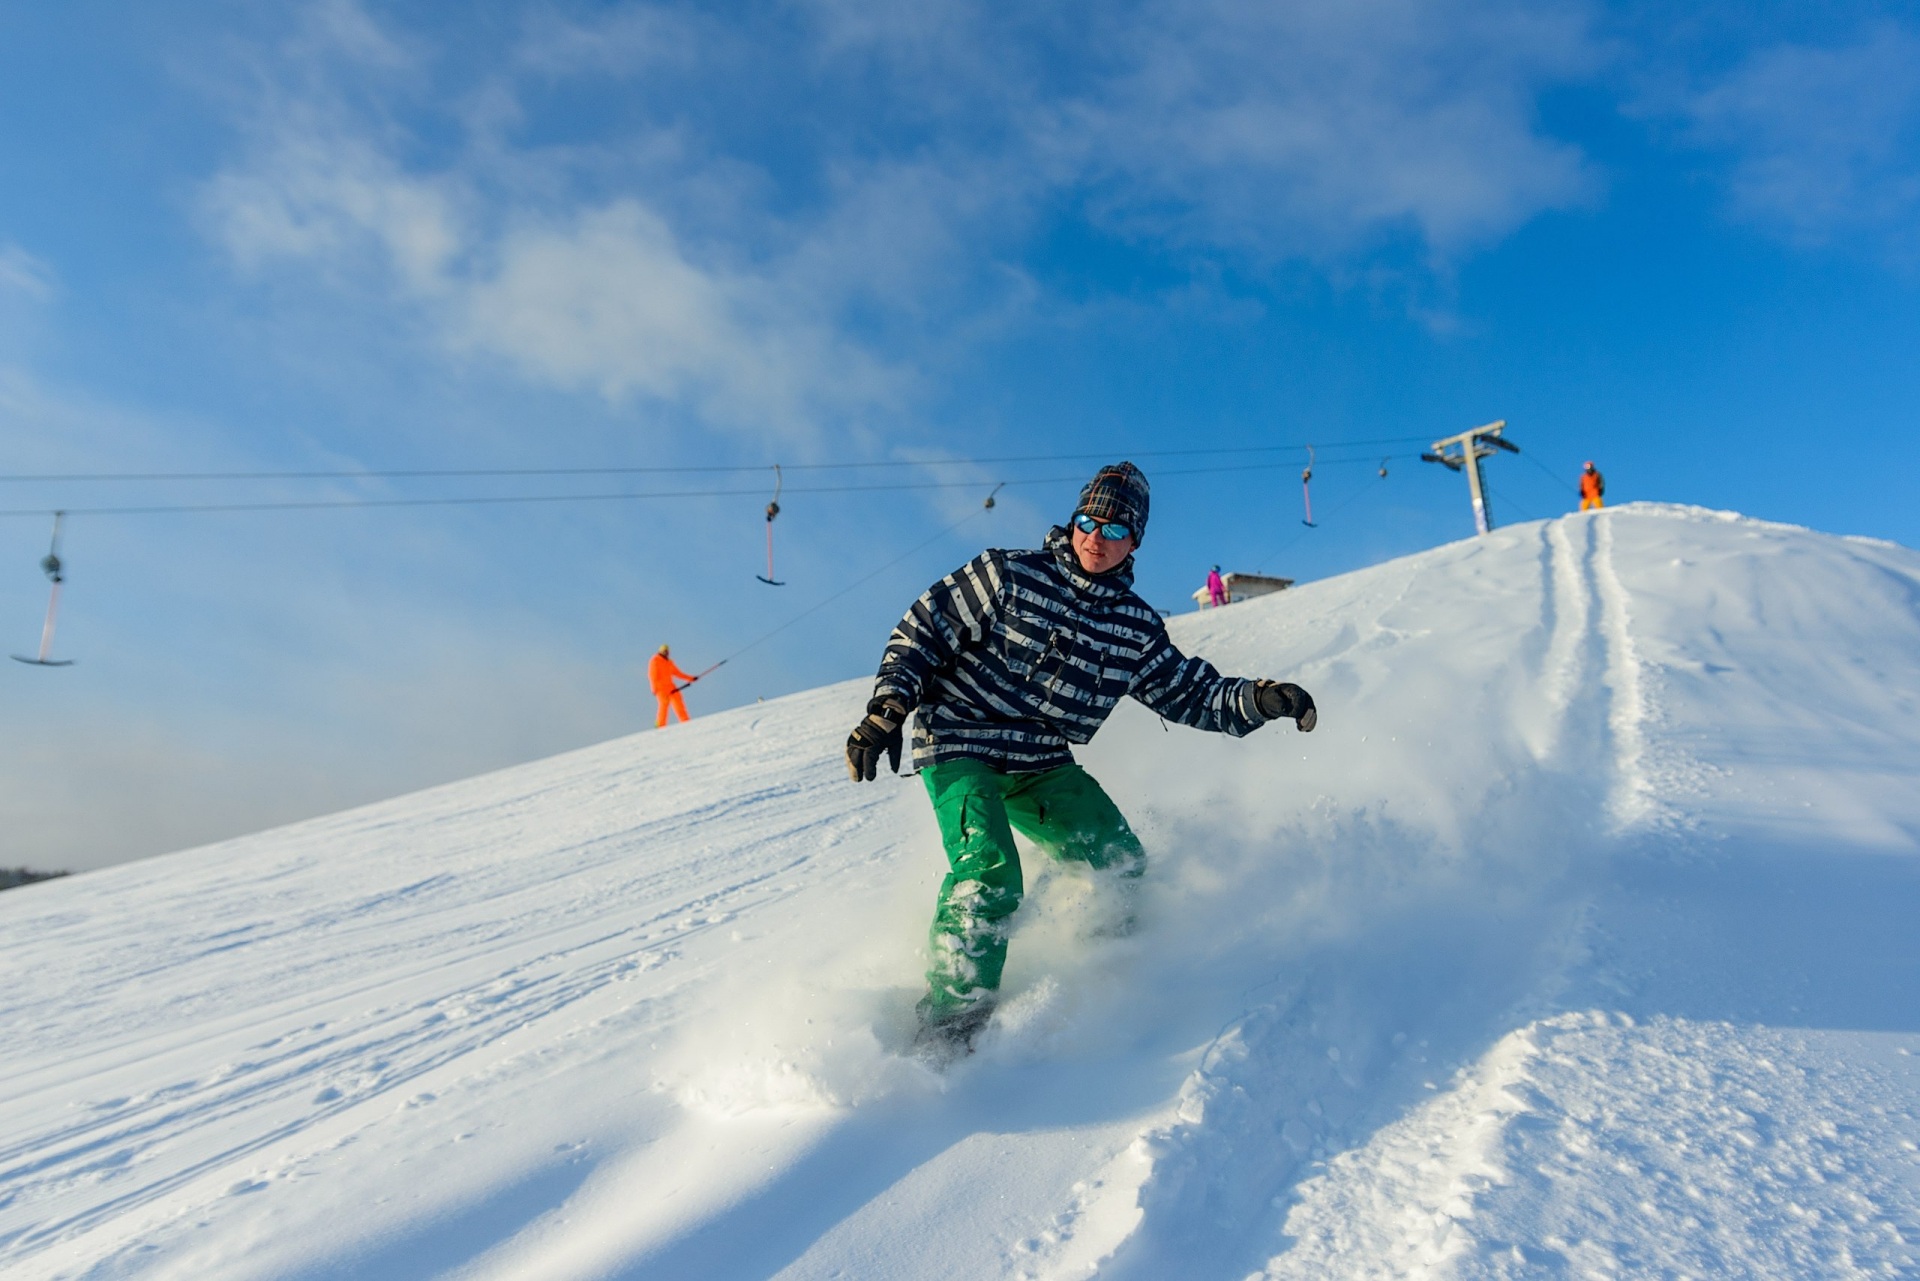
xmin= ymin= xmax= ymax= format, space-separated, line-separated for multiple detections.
xmin=1044 ymin=525 xmax=1134 ymax=599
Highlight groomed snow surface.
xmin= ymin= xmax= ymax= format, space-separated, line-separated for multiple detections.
xmin=4 ymin=503 xmax=1919 ymax=1280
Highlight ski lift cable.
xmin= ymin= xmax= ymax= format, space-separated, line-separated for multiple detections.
xmin=8 ymin=493 xmax=995 ymax=678
xmin=0 ymin=436 xmax=1441 ymax=486
xmin=1483 ymin=481 xmax=1540 ymax=524
xmin=1251 ymin=469 xmax=1394 ymax=572
xmin=715 ymin=501 xmax=993 ymax=670
xmin=1516 ymin=447 xmax=1584 ymax=495
xmin=0 ymin=454 xmax=1425 ymax=519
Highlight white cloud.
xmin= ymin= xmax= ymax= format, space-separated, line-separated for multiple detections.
xmin=515 ymin=5 xmax=713 ymax=77
xmin=1684 ymin=22 xmax=1920 ymax=249
xmin=455 ymin=201 xmax=901 ymax=425
xmin=1067 ymin=0 xmax=1599 ymax=257
xmin=199 ymin=0 xmax=1608 ymax=438
xmin=289 ymin=0 xmax=414 ymax=70
xmin=0 ymin=244 xmax=57 ymax=302
xmin=204 ymin=131 xmax=461 ymax=292
xmin=801 ymin=0 xmax=1602 ymax=260
xmin=203 ymin=125 xmax=901 ymax=439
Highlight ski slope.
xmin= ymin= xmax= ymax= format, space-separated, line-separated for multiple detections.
xmin=3 ymin=503 xmax=1918 ymax=1280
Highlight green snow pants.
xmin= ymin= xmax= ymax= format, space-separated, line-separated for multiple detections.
xmin=920 ymin=758 xmax=1145 ymax=1014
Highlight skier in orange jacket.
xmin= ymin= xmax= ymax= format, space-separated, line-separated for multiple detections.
xmin=649 ymin=644 xmax=698 ymax=727
xmin=1580 ymin=461 xmax=1605 ymax=511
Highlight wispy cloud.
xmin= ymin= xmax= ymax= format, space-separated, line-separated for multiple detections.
xmin=0 ymin=244 xmax=57 ymax=302
xmin=453 ymin=201 xmax=903 ymax=421
xmin=204 ymin=126 xmax=902 ymax=441
xmin=1067 ymin=0 xmax=1599 ymax=259
xmin=205 ymin=131 xmax=461 ymax=291
xmin=199 ymin=2 xmax=901 ymax=444
xmin=196 ymin=0 xmax=1609 ymax=441
xmin=800 ymin=0 xmax=1604 ymax=259
xmin=0 ymin=243 xmax=58 ymax=358
xmin=1678 ymin=21 xmax=1920 ymax=252
xmin=514 ymin=4 xmax=716 ymax=77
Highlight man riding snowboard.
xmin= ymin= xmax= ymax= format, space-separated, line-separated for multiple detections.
xmin=847 ymin=462 xmax=1318 ymax=1060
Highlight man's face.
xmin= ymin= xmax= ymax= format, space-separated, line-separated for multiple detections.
xmin=1071 ymin=520 xmax=1136 ymax=574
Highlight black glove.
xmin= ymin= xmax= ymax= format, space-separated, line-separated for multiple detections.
xmin=847 ymin=697 xmax=910 ymax=781
xmin=1254 ymin=681 xmax=1317 ymax=732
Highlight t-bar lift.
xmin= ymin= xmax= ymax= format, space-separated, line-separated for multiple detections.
xmin=13 ymin=511 xmax=74 ymax=666
xmin=1422 ymin=420 xmax=1519 ymax=535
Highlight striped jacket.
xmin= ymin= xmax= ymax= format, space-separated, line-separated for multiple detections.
xmin=873 ymin=526 xmax=1269 ymax=772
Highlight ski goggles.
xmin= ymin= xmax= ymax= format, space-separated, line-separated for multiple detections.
xmin=1072 ymin=512 xmax=1134 ymax=541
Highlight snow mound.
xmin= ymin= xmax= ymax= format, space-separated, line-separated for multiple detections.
xmin=3 ymin=504 xmax=1918 ymax=1280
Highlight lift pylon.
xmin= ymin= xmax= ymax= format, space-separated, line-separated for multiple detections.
xmin=1421 ymin=420 xmax=1519 ymax=535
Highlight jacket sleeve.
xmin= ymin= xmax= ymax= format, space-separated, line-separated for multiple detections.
xmin=1127 ymin=623 xmax=1266 ymax=736
xmin=872 ymin=550 xmax=1008 ymax=709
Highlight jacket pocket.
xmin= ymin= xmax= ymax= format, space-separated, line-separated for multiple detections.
xmin=994 ymin=610 xmax=1055 ymax=683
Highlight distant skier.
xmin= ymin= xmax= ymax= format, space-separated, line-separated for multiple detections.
xmin=1207 ymin=565 xmax=1228 ymax=608
xmin=846 ymin=462 xmax=1318 ymax=1061
xmin=649 ymin=644 xmax=698 ymax=728
xmin=1580 ymin=461 xmax=1605 ymax=511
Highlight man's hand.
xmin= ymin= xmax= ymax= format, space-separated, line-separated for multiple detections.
xmin=847 ymin=697 xmax=911 ymax=780
xmin=1254 ymin=681 xmax=1317 ymax=732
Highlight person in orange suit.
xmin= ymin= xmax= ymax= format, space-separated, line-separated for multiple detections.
xmin=649 ymin=644 xmax=698 ymax=727
xmin=1580 ymin=461 xmax=1605 ymax=511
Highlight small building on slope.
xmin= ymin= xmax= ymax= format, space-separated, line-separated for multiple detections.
xmin=1192 ymin=571 xmax=1294 ymax=610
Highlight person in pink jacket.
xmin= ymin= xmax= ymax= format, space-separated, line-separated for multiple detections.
xmin=1207 ymin=565 xmax=1228 ymax=608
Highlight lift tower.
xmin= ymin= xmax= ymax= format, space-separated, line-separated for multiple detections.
xmin=1422 ymin=420 xmax=1520 ymax=535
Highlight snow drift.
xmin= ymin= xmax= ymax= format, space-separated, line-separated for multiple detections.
xmin=2 ymin=503 xmax=1918 ymax=1279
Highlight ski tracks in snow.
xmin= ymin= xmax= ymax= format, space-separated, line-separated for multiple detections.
xmin=0 ymin=921 xmax=670 ymax=1256
xmin=0 ymin=687 xmax=914 ymax=1278
xmin=1520 ymin=515 xmax=1589 ymax=764
xmin=1232 ymin=510 xmax=1920 ymax=1279
xmin=1529 ymin=511 xmax=1671 ymax=832
xmin=1007 ymin=514 xmax=1664 ymax=1281
xmin=1094 ymin=511 xmax=1712 ymax=1279
xmin=1262 ymin=1013 xmax=1920 ymax=1279
xmin=1591 ymin=514 xmax=1661 ymax=832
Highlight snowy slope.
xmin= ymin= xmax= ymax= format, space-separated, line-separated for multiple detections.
xmin=3 ymin=503 xmax=1919 ymax=1280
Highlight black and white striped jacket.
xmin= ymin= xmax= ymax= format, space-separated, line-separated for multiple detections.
xmin=873 ymin=526 xmax=1269 ymax=772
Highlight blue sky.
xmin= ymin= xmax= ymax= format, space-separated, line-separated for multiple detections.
xmin=3 ymin=0 xmax=1917 ymax=870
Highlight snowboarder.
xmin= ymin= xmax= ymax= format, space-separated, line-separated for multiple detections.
xmin=1207 ymin=565 xmax=1228 ymax=608
xmin=649 ymin=644 xmax=698 ymax=727
xmin=1580 ymin=461 xmax=1605 ymax=511
xmin=846 ymin=462 xmax=1318 ymax=1062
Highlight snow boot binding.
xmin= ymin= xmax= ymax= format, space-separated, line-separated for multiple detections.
xmin=911 ymin=996 xmax=993 ymax=1066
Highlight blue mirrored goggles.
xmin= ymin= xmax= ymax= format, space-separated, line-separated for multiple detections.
xmin=1072 ymin=512 xmax=1134 ymax=541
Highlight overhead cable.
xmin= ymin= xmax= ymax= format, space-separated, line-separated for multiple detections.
xmin=0 ymin=454 xmax=1419 ymax=519
xmin=0 ymin=437 xmax=1436 ymax=486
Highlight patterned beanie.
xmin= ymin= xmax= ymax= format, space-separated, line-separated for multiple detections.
xmin=1074 ymin=462 xmax=1150 ymax=545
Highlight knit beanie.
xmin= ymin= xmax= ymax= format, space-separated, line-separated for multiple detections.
xmin=1074 ymin=462 xmax=1150 ymax=545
